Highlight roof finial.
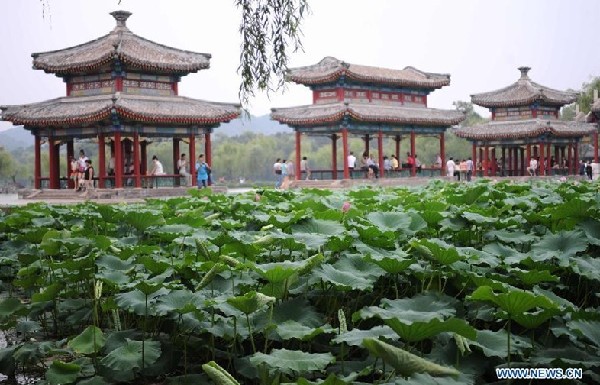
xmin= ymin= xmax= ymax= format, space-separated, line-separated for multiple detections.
xmin=518 ymin=66 xmax=531 ymax=80
xmin=110 ymin=10 xmax=132 ymax=28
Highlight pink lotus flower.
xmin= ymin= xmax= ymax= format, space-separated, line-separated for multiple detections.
xmin=342 ymin=201 xmax=351 ymax=213
xmin=255 ymin=194 xmax=261 ymax=202
xmin=560 ymin=176 xmax=567 ymax=182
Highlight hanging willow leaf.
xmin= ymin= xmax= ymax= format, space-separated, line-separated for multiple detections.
xmin=362 ymin=338 xmax=460 ymax=377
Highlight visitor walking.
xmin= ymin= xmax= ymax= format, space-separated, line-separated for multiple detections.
xmin=348 ymin=151 xmax=357 ymax=178
xmin=300 ymin=156 xmax=311 ymax=180
xmin=196 ymin=154 xmax=210 ymax=188
xmin=466 ymin=157 xmax=473 ymax=181
xmin=178 ymin=153 xmax=192 ymax=187
xmin=446 ymin=157 xmax=456 ymax=179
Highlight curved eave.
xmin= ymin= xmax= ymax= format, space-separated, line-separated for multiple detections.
xmin=471 ymin=95 xmax=577 ymax=108
xmin=271 ymin=103 xmax=465 ymax=128
xmin=471 ymin=82 xmax=577 ymax=109
xmin=1 ymin=95 xmax=241 ymax=128
xmin=455 ymin=121 xmax=596 ymax=141
xmin=32 ymin=29 xmax=211 ymax=75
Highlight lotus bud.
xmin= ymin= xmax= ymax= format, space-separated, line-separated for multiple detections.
xmin=338 ymin=309 xmax=348 ymax=333
xmin=255 ymin=194 xmax=261 ymax=202
xmin=560 ymin=176 xmax=567 ymax=182
xmin=255 ymin=292 xmax=276 ymax=307
xmin=94 ymin=280 xmax=103 ymax=300
xmin=342 ymin=201 xmax=351 ymax=213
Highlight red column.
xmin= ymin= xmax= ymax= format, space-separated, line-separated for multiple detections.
xmin=574 ymin=141 xmax=579 ymax=174
xmin=514 ymin=147 xmax=519 ymax=176
xmin=364 ymin=134 xmax=370 ymax=156
xmin=508 ymin=148 xmax=513 ymax=176
xmin=133 ymin=133 xmax=141 ymax=188
xmin=342 ymin=128 xmax=349 ymax=179
xmin=172 ymin=82 xmax=179 ymax=96
xmin=295 ymin=131 xmax=301 ymax=180
xmin=546 ymin=143 xmax=551 ymax=172
xmin=501 ymin=146 xmax=506 ymax=176
xmin=98 ymin=134 xmax=105 ymax=188
xmin=34 ymin=135 xmax=41 ymax=189
xmin=204 ymin=133 xmax=212 ymax=166
xmin=48 ymin=136 xmax=57 ymax=189
xmin=114 ymin=132 xmax=123 ymax=188
xmin=595 ymin=132 xmax=599 ymax=163
xmin=66 ymin=140 xmax=74 ymax=189
xmin=173 ymin=138 xmax=180 ymax=174
xmin=472 ymin=143 xmax=477 ymax=176
xmin=189 ymin=134 xmax=196 ymax=186
xmin=539 ymin=142 xmax=546 ymax=176
xmin=567 ymin=143 xmax=573 ymax=174
xmin=520 ymin=148 xmax=525 ymax=176
xmin=440 ymin=133 xmax=446 ymax=176
xmin=526 ymin=144 xmax=531 ymax=164
xmin=331 ymin=134 xmax=338 ymax=180
xmin=491 ymin=148 xmax=496 ymax=176
xmin=205 ymin=133 xmax=212 ymax=186
xmin=410 ymin=131 xmax=416 ymax=177
xmin=484 ymin=146 xmax=490 ymax=177
xmin=395 ymin=135 xmax=401 ymax=161
xmin=378 ymin=131 xmax=384 ymax=178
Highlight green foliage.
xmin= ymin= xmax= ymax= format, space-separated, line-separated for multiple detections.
xmin=0 ymin=180 xmax=598 ymax=384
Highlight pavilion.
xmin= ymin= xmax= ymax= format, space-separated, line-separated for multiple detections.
xmin=271 ymin=57 xmax=465 ymax=179
xmin=0 ymin=11 xmax=240 ymax=189
xmin=455 ymin=67 xmax=595 ymax=176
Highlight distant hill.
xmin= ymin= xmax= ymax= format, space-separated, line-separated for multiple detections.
xmin=0 ymin=115 xmax=292 ymax=152
xmin=217 ymin=114 xmax=293 ymax=136
xmin=0 ymin=126 xmax=32 ymax=151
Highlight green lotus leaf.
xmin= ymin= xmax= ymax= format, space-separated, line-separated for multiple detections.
xmin=0 ymin=298 xmax=24 ymax=318
xmin=393 ymin=373 xmax=474 ymax=385
xmin=115 ymin=288 xmax=168 ymax=316
xmin=385 ymin=317 xmax=476 ymax=342
xmin=362 ymin=338 xmax=460 ymax=376
xmin=249 ymin=349 xmax=335 ymax=375
xmin=571 ymin=256 xmax=600 ymax=282
xmin=484 ymin=229 xmax=537 ymax=245
xmin=482 ymin=243 xmax=527 ymax=265
xmin=471 ymin=329 xmax=531 ymax=358
xmin=32 ymin=282 xmax=63 ymax=303
xmin=531 ymin=230 xmax=588 ymax=266
xmin=332 ymin=325 xmax=399 ymax=347
xmin=156 ymin=290 xmax=204 ymax=315
xmin=290 ymin=232 xmax=328 ymax=251
xmin=100 ymin=338 xmax=161 ymax=372
xmin=366 ymin=211 xmax=412 ymax=232
xmin=550 ymin=199 xmax=593 ymax=222
xmin=532 ymin=287 xmax=576 ymax=311
xmin=123 ymin=210 xmax=166 ymax=232
xmin=461 ymin=211 xmax=496 ymax=225
xmin=227 ymin=291 xmax=275 ymax=315
xmin=292 ymin=218 xmax=345 ymax=236
xmin=254 ymin=261 xmax=303 ymax=283
xmin=531 ymin=346 xmax=600 ymax=368
xmin=356 ymin=293 xmax=457 ymax=324
xmin=68 ymin=326 xmax=106 ymax=355
xmin=468 ymin=286 xmax=558 ymax=319
xmin=511 ymin=308 xmax=561 ymax=329
xmin=46 ymin=360 xmax=81 ymax=385
xmin=567 ymin=320 xmax=600 ymax=348
xmin=96 ymin=254 xmax=133 ymax=271
xmin=275 ymin=320 xmax=330 ymax=341
xmin=255 ymin=297 xmax=323 ymax=330
xmin=510 ymin=268 xmax=558 ymax=286
xmin=410 ymin=239 xmax=463 ymax=265
xmin=579 ymin=219 xmax=600 ymax=246
xmin=314 ymin=255 xmax=384 ymax=291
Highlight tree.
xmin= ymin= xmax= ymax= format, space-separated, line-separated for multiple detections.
xmin=452 ymin=100 xmax=486 ymax=127
xmin=236 ymin=0 xmax=310 ymax=105
xmin=0 ymin=147 xmax=16 ymax=182
xmin=561 ymin=77 xmax=600 ymax=120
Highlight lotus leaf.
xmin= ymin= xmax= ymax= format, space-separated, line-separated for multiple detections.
xmin=100 ymin=338 xmax=161 ymax=372
xmin=249 ymin=349 xmax=335 ymax=375
xmin=46 ymin=360 xmax=81 ymax=385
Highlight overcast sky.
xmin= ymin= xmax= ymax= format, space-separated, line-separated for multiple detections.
xmin=1 ymin=0 xmax=599 ymax=132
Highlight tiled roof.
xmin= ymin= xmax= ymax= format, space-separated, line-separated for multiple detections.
xmin=471 ymin=67 xmax=577 ymax=108
xmin=271 ymin=102 xmax=465 ymax=127
xmin=286 ymin=57 xmax=451 ymax=89
xmin=32 ymin=11 xmax=211 ymax=75
xmin=0 ymin=93 xmax=240 ymax=127
xmin=454 ymin=119 xmax=595 ymax=140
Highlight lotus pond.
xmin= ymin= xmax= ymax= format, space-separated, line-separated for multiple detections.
xmin=0 ymin=180 xmax=599 ymax=385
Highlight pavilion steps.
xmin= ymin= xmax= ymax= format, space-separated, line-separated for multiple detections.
xmin=18 ymin=186 xmax=228 ymax=201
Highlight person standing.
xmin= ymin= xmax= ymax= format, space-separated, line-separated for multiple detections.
xmin=77 ymin=150 xmax=89 ymax=191
xmin=466 ymin=157 xmax=474 ymax=182
xmin=177 ymin=153 xmax=192 ymax=187
xmin=280 ymin=159 xmax=289 ymax=189
xmin=586 ymin=161 xmax=593 ymax=180
xmin=446 ymin=157 xmax=456 ymax=179
xmin=70 ymin=156 xmax=79 ymax=191
xmin=528 ymin=157 xmax=538 ymax=176
xmin=273 ymin=158 xmax=282 ymax=189
xmin=149 ymin=155 xmax=165 ymax=188
xmin=347 ymin=151 xmax=357 ymax=178
xmin=300 ymin=156 xmax=311 ymax=180
xmin=83 ymin=159 xmax=95 ymax=192
xmin=196 ymin=154 xmax=210 ymax=188
xmin=391 ymin=155 xmax=399 ymax=170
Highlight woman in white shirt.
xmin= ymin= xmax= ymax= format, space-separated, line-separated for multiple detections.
xmin=446 ymin=157 xmax=456 ymax=178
